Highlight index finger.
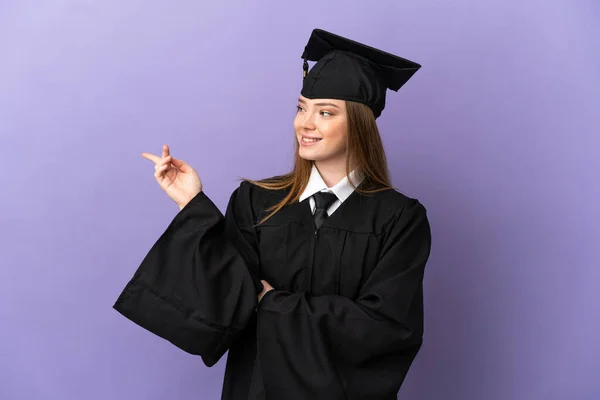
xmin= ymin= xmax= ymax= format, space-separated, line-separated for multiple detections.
xmin=141 ymin=152 xmax=161 ymax=164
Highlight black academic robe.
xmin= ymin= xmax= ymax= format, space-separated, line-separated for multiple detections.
xmin=113 ymin=180 xmax=432 ymax=399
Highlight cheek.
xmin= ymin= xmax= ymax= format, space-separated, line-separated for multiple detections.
xmin=293 ymin=115 xmax=302 ymax=132
xmin=322 ymin=121 xmax=348 ymax=144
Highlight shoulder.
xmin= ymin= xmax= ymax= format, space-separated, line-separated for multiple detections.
xmin=369 ymin=189 xmax=431 ymax=250
xmin=238 ymin=178 xmax=287 ymax=199
xmin=229 ymin=179 xmax=287 ymax=212
xmin=365 ymin=187 xmax=428 ymax=220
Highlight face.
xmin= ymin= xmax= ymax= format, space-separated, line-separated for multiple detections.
xmin=294 ymin=95 xmax=348 ymax=164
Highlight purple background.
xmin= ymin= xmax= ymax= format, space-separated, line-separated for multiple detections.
xmin=1 ymin=1 xmax=599 ymax=399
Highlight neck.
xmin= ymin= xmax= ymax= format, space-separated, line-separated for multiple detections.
xmin=314 ymin=158 xmax=357 ymax=188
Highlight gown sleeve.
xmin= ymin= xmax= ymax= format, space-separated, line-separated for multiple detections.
xmin=112 ymin=181 xmax=261 ymax=367
xmin=256 ymin=198 xmax=431 ymax=394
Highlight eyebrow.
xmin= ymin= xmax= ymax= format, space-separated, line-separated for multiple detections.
xmin=297 ymin=98 xmax=340 ymax=109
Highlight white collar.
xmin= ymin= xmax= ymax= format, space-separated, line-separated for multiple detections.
xmin=299 ymin=164 xmax=364 ymax=203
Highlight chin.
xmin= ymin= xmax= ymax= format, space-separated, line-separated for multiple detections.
xmin=299 ymin=147 xmax=322 ymax=161
xmin=298 ymin=152 xmax=317 ymax=161
xmin=299 ymin=147 xmax=345 ymax=163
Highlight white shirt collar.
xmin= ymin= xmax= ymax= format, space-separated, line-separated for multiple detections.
xmin=299 ymin=164 xmax=364 ymax=203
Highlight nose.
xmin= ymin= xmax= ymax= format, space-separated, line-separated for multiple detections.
xmin=300 ymin=112 xmax=316 ymax=131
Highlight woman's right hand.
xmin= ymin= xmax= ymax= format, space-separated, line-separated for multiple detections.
xmin=142 ymin=144 xmax=203 ymax=210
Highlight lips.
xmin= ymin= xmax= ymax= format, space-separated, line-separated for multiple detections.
xmin=299 ymin=134 xmax=323 ymax=147
xmin=302 ymin=137 xmax=321 ymax=143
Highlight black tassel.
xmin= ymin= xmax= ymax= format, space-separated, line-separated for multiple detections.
xmin=303 ymin=58 xmax=309 ymax=78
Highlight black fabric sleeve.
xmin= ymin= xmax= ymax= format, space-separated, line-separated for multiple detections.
xmin=112 ymin=181 xmax=261 ymax=367
xmin=256 ymin=199 xmax=431 ymax=396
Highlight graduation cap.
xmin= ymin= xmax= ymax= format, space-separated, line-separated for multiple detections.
xmin=300 ymin=29 xmax=421 ymax=118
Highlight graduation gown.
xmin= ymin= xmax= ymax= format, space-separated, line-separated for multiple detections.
xmin=113 ymin=179 xmax=431 ymax=399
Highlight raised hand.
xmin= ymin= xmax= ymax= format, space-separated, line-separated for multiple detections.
xmin=142 ymin=144 xmax=203 ymax=210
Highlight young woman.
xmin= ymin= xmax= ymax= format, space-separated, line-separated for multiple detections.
xmin=114 ymin=29 xmax=432 ymax=400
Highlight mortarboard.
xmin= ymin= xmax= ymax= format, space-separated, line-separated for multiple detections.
xmin=300 ymin=29 xmax=421 ymax=118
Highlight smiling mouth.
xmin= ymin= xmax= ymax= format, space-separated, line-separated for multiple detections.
xmin=302 ymin=137 xmax=322 ymax=143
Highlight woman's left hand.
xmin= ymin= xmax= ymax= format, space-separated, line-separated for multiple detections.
xmin=258 ymin=280 xmax=274 ymax=303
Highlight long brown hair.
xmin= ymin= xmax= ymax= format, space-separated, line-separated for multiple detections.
xmin=243 ymin=100 xmax=392 ymax=224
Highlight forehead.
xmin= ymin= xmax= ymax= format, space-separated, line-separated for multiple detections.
xmin=298 ymin=95 xmax=345 ymax=106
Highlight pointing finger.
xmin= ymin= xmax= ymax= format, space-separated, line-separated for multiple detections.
xmin=142 ymin=152 xmax=161 ymax=164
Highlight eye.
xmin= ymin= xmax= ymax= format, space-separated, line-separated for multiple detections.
xmin=320 ymin=111 xmax=332 ymax=117
xmin=296 ymin=105 xmax=305 ymax=113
